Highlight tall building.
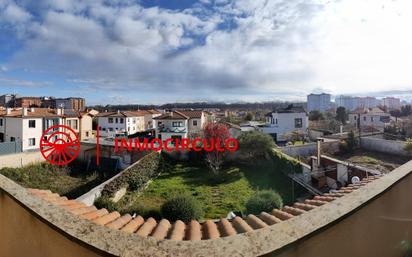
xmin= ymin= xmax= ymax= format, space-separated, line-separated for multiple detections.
xmin=55 ymin=97 xmax=86 ymax=111
xmin=382 ymin=97 xmax=401 ymax=110
xmin=307 ymin=93 xmax=331 ymax=112
xmin=335 ymin=95 xmax=379 ymax=111
xmin=14 ymin=97 xmax=42 ymax=108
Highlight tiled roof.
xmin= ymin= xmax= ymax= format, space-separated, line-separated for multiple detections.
xmin=153 ymin=111 xmax=189 ymax=120
xmin=27 ymin=175 xmax=381 ymax=241
xmin=97 ymin=110 xmax=160 ymax=118
xmin=0 ymin=108 xmax=79 ymax=118
xmin=177 ymin=110 xmax=203 ymax=119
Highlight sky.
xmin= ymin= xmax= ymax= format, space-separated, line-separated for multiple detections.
xmin=1 ymin=0 xmax=412 ymax=105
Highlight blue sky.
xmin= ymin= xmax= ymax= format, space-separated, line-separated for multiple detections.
xmin=1 ymin=0 xmax=412 ymax=105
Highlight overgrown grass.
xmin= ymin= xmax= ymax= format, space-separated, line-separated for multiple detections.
xmin=111 ymin=158 xmax=304 ymax=220
xmin=0 ymin=162 xmax=103 ymax=198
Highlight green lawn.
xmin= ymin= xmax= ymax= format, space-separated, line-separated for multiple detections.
xmin=117 ymin=158 xmax=301 ymax=219
xmin=0 ymin=162 xmax=104 ymax=199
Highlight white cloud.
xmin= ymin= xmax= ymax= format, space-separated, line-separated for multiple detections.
xmin=2 ymin=0 xmax=412 ymax=102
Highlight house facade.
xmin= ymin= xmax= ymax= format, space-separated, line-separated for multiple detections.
xmin=97 ymin=110 xmax=160 ymax=137
xmin=262 ymin=105 xmax=308 ymax=142
xmin=153 ymin=110 xmax=212 ymax=141
xmin=348 ymin=107 xmax=391 ymax=130
xmin=0 ymin=108 xmax=82 ymax=151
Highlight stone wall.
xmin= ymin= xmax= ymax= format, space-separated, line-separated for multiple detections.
xmin=0 ymin=150 xmax=43 ymax=169
xmin=360 ymin=136 xmax=408 ymax=156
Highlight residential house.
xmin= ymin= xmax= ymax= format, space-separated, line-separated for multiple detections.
xmin=14 ymin=97 xmax=42 ymax=108
xmin=74 ymin=109 xmax=98 ymax=141
xmin=349 ymin=107 xmax=391 ymax=130
xmin=154 ymin=110 xmax=212 ymax=141
xmin=0 ymin=108 xmax=81 ymax=151
xmin=262 ymin=105 xmax=308 ymax=143
xmin=97 ymin=109 xmax=161 ymax=137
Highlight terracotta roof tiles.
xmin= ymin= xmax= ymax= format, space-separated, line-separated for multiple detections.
xmin=27 ymin=174 xmax=382 ymax=242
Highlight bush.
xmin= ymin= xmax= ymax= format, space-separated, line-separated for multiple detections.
xmin=245 ymin=190 xmax=283 ymax=215
xmin=160 ymin=194 xmax=204 ymax=222
xmin=238 ymin=131 xmax=276 ymax=159
xmin=94 ymin=195 xmax=117 ymax=212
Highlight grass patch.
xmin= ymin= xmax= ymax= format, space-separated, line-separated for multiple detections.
xmin=0 ymin=162 xmax=105 ymax=198
xmin=114 ymin=158 xmax=303 ymax=220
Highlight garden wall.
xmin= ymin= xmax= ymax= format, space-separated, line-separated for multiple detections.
xmin=360 ymin=136 xmax=408 ymax=156
xmin=0 ymin=150 xmax=43 ymax=169
xmin=279 ymin=140 xmax=339 ymax=158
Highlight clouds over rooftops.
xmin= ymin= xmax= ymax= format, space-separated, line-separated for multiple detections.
xmin=1 ymin=0 xmax=412 ymax=103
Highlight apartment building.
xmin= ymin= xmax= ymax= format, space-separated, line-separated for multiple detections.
xmin=335 ymin=95 xmax=380 ymax=111
xmin=14 ymin=97 xmax=42 ymax=108
xmin=262 ymin=105 xmax=308 ymax=142
xmin=307 ymin=93 xmax=331 ymax=112
xmin=153 ymin=110 xmax=212 ymax=141
xmin=382 ymin=97 xmax=401 ymax=110
xmin=55 ymin=97 xmax=86 ymax=111
xmin=0 ymin=108 xmax=82 ymax=151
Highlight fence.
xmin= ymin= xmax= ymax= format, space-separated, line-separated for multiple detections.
xmin=0 ymin=141 xmax=22 ymax=155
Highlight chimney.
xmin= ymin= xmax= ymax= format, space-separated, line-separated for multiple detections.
xmin=30 ymin=107 xmax=35 ymax=112
xmin=117 ymin=110 xmax=120 ymax=114
xmin=340 ymin=125 xmax=343 ymax=134
xmin=317 ymin=138 xmax=324 ymax=168
xmin=6 ymin=108 xmax=11 ymax=115
xmin=22 ymin=107 xmax=28 ymax=116
xmin=170 ymin=112 xmax=174 ymax=117
xmin=56 ymin=108 xmax=62 ymax=115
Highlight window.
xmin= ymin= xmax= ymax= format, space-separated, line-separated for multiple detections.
xmin=363 ymin=116 xmax=366 ymax=121
xmin=294 ymin=118 xmax=303 ymax=128
xmin=108 ymin=118 xmax=113 ymax=123
xmin=275 ymin=118 xmax=278 ymax=124
xmin=29 ymin=120 xmax=36 ymax=128
xmin=354 ymin=116 xmax=357 ymax=120
xmin=120 ymin=118 xmax=124 ymax=124
xmin=371 ymin=117 xmax=374 ymax=122
xmin=115 ymin=118 xmax=118 ymax=123
xmin=29 ymin=138 xmax=36 ymax=146
xmin=172 ymin=121 xmax=183 ymax=127
xmin=0 ymin=119 xmax=3 ymax=126
xmin=133 ymin=118 xmax=136 ymax=124
xmin=193 ymin=120 xmax=198 ymax=126
xmin=108 ymin=128 xmax=113 ymax=131
xmin=103 ymin=128 xmax=106 ymax=131
xmin=10 ymin=137 xmax=15 ymax=142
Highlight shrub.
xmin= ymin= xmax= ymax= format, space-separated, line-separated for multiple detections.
xmin=238 ymin=131 xmax=276 ymax=159
xmin=245 ymin=190 xmax=283 ymax=215
xmin=94 ymin=195 xmax=117 ymax=212
xmin=160 ymin=194 xmax=204 ymax=222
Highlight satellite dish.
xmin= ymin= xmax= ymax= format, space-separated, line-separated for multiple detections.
xmin=351 ymin=176 xmax=361 ymax=184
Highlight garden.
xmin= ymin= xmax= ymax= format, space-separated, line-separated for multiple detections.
xmin=95 ymin=124 xmax=305 ymax=222
xmin=0 ymin=159 xmax=118 ymax=199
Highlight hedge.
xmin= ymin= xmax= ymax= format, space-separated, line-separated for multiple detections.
xmin=270 ymin=149 xmax=302 ymax=174
xmin=101 ymin=151 xmax=163 ymax=197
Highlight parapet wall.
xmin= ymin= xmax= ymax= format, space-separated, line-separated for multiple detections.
xmin=1 ymin=160 xmax=412 ymax=257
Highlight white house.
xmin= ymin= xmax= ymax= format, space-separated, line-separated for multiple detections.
xmin=261 ymin=105 xmax=308 ymax=143
xmin=97 ymin=110 xmax=160 ymax=137
xmin=153 ymin=110 xmax=212 ymax=141
xmin=0 ymin=107 xmax=81 ymax=151
xmin=349 ymin=107 xmax=391 ymax=130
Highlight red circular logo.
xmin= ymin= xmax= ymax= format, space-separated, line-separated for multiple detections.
xmin=40 ymin=125 xmax=80 ymax=166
